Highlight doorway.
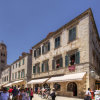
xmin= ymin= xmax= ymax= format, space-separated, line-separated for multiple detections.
xmin=67 ymin=82 xmax=77 ymax=96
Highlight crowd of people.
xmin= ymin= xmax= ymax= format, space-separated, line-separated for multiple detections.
xmin=0 ymin=86 xmax=56 ymax=100
xmin=0 ymin=86 xmax=34 ymax=100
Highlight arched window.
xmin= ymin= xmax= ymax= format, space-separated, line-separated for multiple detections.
xmin=54 ymin=83 xmax=61 ymax=91
xmin=67 ymin=82 xmax=77 ymax=96
xmin=43 ymin=83 xmax=49 ymax=88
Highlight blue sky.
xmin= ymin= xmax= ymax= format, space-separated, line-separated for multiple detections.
xmin=0 ymin=0 xmax=100 ymax=64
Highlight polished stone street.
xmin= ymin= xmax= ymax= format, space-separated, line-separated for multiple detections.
xmin=32 ymin=94 xmax=83 ymax=100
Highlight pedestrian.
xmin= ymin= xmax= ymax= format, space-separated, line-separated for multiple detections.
xmin=30 ymin=88 xmax=33 ymax=100
xmin=0 ymin=87 xmax=10 ymax=100
xmin=50 ymin=88 xmax=56 ymax=100
xmin=26 ymin=88 xmax=30 ymax=100
xmin=84 ymin=88 xmax=92 ymax=100
xmin=12 ymin=86 xmax=18 ymax=100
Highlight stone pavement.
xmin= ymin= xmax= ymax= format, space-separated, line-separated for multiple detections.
xmin=32 ymin=94 xmax=84 ymax=100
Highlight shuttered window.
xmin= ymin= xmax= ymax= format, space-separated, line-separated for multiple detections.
xmin=37 ymin=65 xmax=40 ymax=73
xmin=75 ymin=51 xmax=80 ymax=64
xmin=65 ymin=55 xmax=69 ymax=67
xmin=33 ymin=66 xmax=36 ymax=74
xmin=55 ymin=36 xmax=60 ymax=48
xmin=48 ymin=42 xmax=50 ymax=51
xmin=52 ymin=60 xmax=55 ymax=70
xmin=60 ymin=58 xmax=63 ymax=67
xmin=42 ymin=46 xmax=44 ymax=54
xmin=42 ymin=63 xmax=44 ymax=72
xmin=69 ymin=27 xmax=76 ymax=42
xmin=34 ymin=50 xmax=36 ymax=57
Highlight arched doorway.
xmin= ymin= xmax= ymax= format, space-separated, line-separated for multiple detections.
xmin=67 ymin=82 xmax=77 ymax=96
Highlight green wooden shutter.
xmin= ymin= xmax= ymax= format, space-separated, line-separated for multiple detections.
xmin=60 ymin=57 xmax=63 ymax=67
xmin=42 ymin=63 xmax=44 ymax=72
xmin=42 ymin=46 xmax=44 ymax=54
xmin=48 ymin=42 xmax=50 ymax=51
xmin=65 ymin=55 xmax=69 ymax=67
xmin=75 ymin=51 xmax=80 ymax=64
xmin=52 ymin=60 xmax=55 ymax=70
xmin=73 ymin=27 xmax=76 ymax=40
xmin=33 ymin=66 xmax=36 ymax=74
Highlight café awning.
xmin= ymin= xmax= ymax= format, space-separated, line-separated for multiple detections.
xmin=47 ymin=72 xmax=86 ymax=83
xmin=27 ymin=78 xmax=49 ymax=84
xmin=63 ymin=72 xmax=86 ymax=81
xmin=12 ymin=80 xmax=23 ymax=84
xmin=4 ymin=83 xmax=13 ymax=87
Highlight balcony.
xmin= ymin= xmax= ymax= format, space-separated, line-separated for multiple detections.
xmin=68 ymin=65 xmax=75 ymax=71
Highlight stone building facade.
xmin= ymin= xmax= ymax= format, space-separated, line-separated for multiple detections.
xmin=30 ymin=8 xmax=100 ymax=98
xmin=0 ymin=42 xmax=7 ymax=78
xmin=1 ymin=65 xmax=11 ymax=86
xmin=10 ymin=52 xmax=32 ymax=87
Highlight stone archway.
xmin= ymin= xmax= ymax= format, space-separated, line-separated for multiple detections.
xmin=67 ymin=82 xmax=77 ymax=96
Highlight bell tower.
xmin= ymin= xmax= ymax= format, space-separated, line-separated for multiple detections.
xmin=0 ymin=41 xmax=7 ymax=78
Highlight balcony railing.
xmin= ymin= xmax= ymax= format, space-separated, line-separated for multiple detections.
xmin=68 ymin=65 xmax=75 ymax=71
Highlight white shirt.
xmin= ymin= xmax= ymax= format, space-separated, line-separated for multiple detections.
xmin=85 ymin=90 xmax=91 ymax=96
xmin=0 ymin=92 xmax=9 ymax=100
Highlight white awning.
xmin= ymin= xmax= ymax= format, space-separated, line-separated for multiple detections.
xmin=47 ymin=72 xmax=86 ymax=83
xmin=4 ymin=83 xmax=13 ymax=87
xmin=12 ymin=80 xmax=23 ymax=84
xmin=47 ymin=76 xmax=64 ymax=83
xmin=27 ymin=78 xmax=49 ymax=84
xmin=63 ymin=72 xmax=86 ymax=81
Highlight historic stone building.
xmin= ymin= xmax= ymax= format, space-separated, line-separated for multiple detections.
xmin=9 ymin=52 xmax=32 ymax=87
xmin=1 ymin=65 xmax=11 ymax=86
xmin=29 ymin=8 xmax=100 ymax=98
xmin=0 ymin=42 xmax=7 ymax=78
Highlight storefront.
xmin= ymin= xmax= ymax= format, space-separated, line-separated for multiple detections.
xmin=47 ymin=72 xmax=86 ymax=97
xmin=96 ymin=81 xmax=100 ymax=90
xmin=27 ymin=78 xmax=49 ymax=93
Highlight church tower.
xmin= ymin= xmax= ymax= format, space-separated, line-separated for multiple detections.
xmin=0 ymin=42 xmax=7 ymax=78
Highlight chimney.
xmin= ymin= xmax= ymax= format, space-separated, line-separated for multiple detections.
xmin=30 ymin=49 xmax=32 ymax=55
xmin=19 ymin=56 xmax=22 ymax=59
xmin=22 ymin=52 xmax=26 ymax=56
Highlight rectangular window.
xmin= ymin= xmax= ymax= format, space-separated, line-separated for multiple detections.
xmin=55 ymin=36 xmax=60 ymax=48
xmin=42 ymin=60 xmax=49 ymax=72
xmin=52 ymin=56 xmax=63 ymax=70
xmin=42 ymin=42 xmax=50 ymax=54
xmin=22 ymin=69 xmax=25 ymax=78
xmin=33 ymin=66 xmax=36 ymax=74
xmin=15 ymin=72 xmax=17 ymax=79
xmin=13 ymin=65 xmax=14 ymax=69
xmin=69 ymin=27 xmax=76 ymax=42
xmin=34 ymin=47 xmax=41 ymax=57
xmin=12 ymin=73 xmax=14 ymax=80
xmin=23 ymin=59 xmax=24 ymax=65
xmin=19 ymin=61 xmax=21 ymax=67
xmin=65 ymin=51 xmax=80 ymax=67
xmin=18 ymin=71 xmax=20 ymax=79
xmin=16 ymin=63 xmax=17 ymax=68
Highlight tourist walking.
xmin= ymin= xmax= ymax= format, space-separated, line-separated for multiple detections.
xmin=0 ymin=87 xmax=10 ymax=100
xmin=12 ymin=87 xmax=18 ymax=100
xmin=50 ymin=88 xmax=56 ymax=100
xmin=30 ymin=88 xmax=33 ymax=100
xmin=84 ymin=88 xmax=92 ymax=100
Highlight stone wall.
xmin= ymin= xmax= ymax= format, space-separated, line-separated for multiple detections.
xmin=32 ymin=14 xmax=90 ymax=79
